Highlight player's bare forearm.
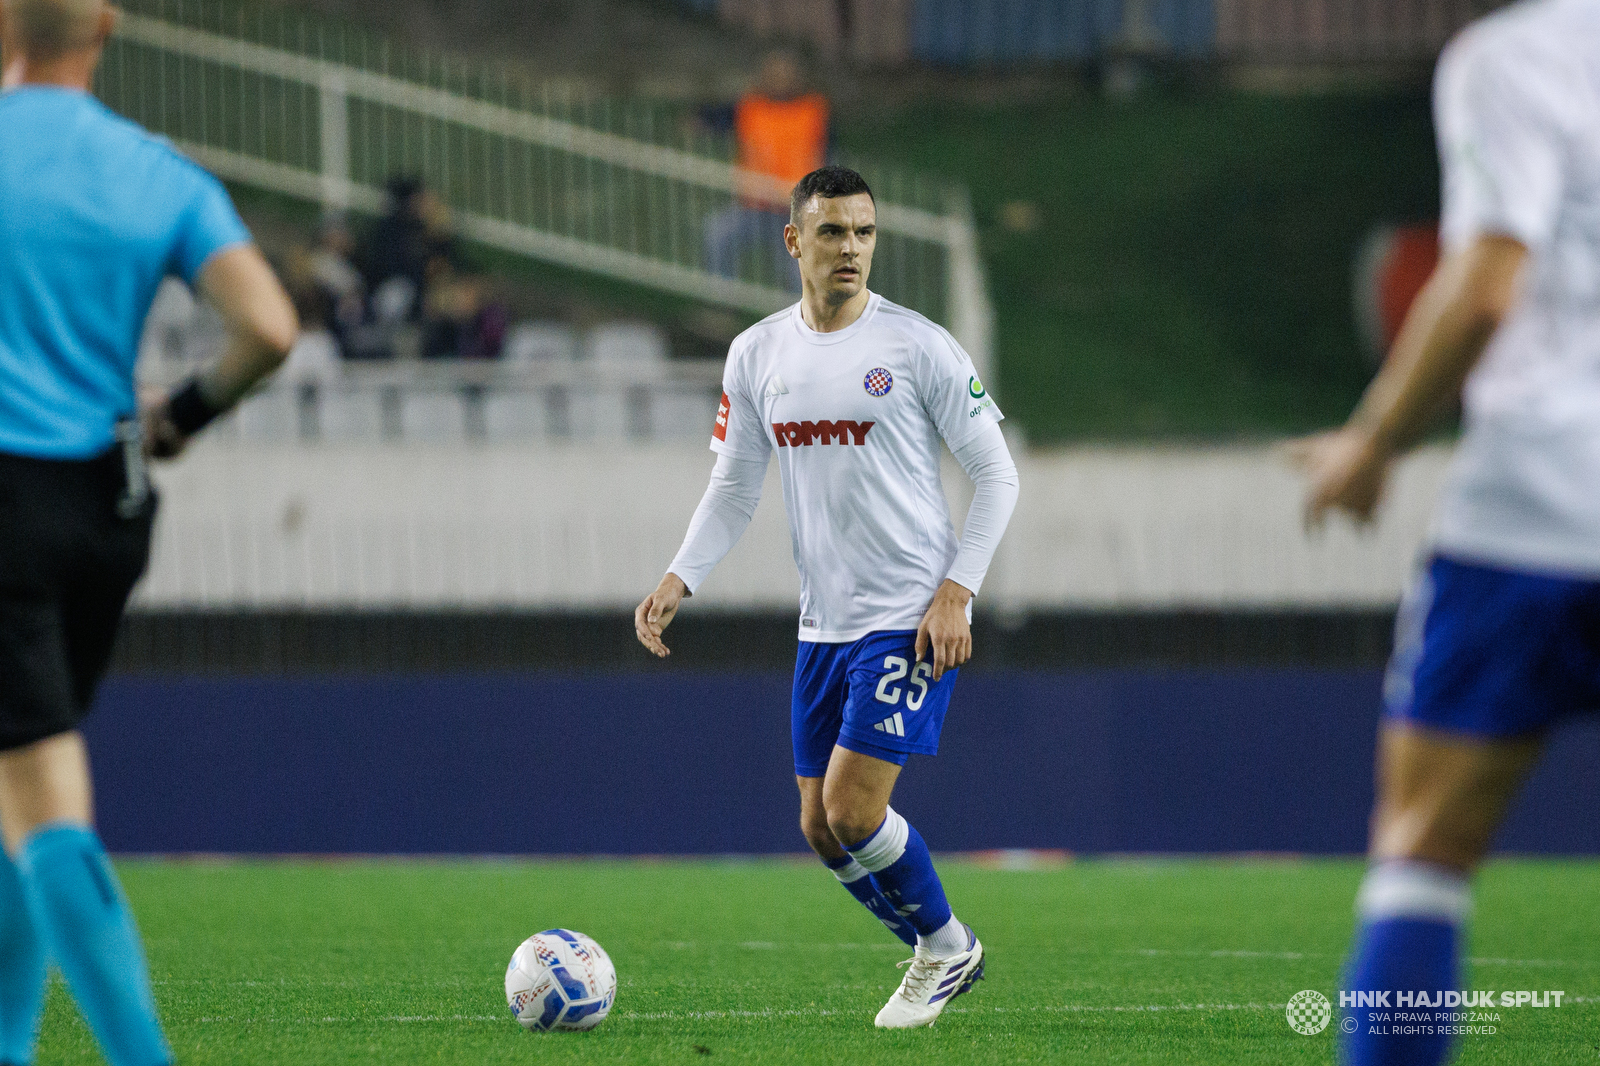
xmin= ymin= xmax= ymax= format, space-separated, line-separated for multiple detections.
xmin=1351 ymin=235 xmax=1526 ymax=455
xmin=915 ymin=579 xmax=973 ymax=682
xmin=634 ymin=572 xmax=689 ymax=659
xmin=1297 ymin=234 xmax=1527 ymax=525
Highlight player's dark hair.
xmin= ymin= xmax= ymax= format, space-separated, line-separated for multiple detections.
xmin=790 ymin=166 xmax=874 ymax=224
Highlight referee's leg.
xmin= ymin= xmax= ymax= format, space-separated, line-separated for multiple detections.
xmin=0 ymin=729 xmax=171 ymax=1066
xmin=0 ymin=460 xmax=170 ymax=1066
xmin=0 ymin=740 xmax=47 ymax=1066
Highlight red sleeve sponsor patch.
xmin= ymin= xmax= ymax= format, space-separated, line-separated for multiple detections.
xmin=713 ymin=392 xmax=730 ymax=441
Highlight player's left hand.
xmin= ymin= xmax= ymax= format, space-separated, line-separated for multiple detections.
xmin=915 ymin=580 xmax=973 ymax=682
xmin=1291 ymin=425 xmax=1393 ymax=529
xmin=139 ymin=386 xmax=190 ymax=459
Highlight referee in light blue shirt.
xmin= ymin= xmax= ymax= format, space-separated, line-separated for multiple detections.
xmin=0 ymin=2 xmax=297 ymax=1063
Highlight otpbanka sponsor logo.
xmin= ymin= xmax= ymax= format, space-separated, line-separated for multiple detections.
xmin=1288 ymin=988 xmax=1568 ymax=1039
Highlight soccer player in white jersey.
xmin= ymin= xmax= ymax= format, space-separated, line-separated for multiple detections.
xmin=1297 ymin=3 xmax=1600 ymax=1064
xmin=635 ymin=165 xmax=1019 ymax=1028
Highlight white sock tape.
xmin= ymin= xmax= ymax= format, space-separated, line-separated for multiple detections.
xmin=1357 ymin=861 xmax=1472 ymax=922
xmin=849 ymin=807 xmax=909 ymax=874
xmin=831 ymin=858 xmax=871 ymax=884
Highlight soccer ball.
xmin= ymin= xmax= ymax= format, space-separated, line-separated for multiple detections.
xmin=504 ymin=929 xmax=617 ymax=1032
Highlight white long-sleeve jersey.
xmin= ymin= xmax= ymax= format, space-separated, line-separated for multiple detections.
xmin=669 ymin=292 xmax=1019 ymax=642
xmin=1430 ymin=0 xmax=1600 ymax=574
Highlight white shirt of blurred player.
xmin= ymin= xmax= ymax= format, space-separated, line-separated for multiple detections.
xmin=1430 ymin=0 xmax=1600 ymax=575
xmin=714 ymin=291 xmax=1002 ymax=642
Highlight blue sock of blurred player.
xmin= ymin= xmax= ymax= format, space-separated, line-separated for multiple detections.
xmin=845 ymin=808 xmax=968 ymax=956
xmin=1341 ymin=862 xmax=1468 ymax=1066
xmin=17 ymin=826 xmax=170 ymax=1066
xmin=823 ymin=854 xmax=918 ymax=947
xmin=0 ymin=848 xmax=47 ymax=1066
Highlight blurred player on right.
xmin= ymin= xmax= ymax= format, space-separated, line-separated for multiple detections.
xmin=1297 ymin=2 xmax=1599 ymax=1065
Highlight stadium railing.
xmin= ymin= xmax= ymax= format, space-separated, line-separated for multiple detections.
xmin=137 ymin=283 xmax=726 ymax=445
xmin=98 ymin=0 xmax=992 ymax=381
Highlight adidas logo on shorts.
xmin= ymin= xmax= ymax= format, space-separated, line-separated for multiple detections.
xmin=874 ymin=712 xmax=906 ymax=737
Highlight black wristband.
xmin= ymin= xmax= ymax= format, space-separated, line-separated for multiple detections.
xmin=166 ymin=376 xmax=227 ymax=436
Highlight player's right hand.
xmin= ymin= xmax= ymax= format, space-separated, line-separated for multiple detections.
xmin=635 ymin=573 xmax=689 ymax=658
xmin=1291 ymin=425 xmax=1392 ymax=529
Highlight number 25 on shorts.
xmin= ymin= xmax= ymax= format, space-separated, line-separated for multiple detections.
xmin=875 ymin=656 xmax=933 ymax=711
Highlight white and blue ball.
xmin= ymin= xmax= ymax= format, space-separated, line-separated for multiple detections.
xmin=504 ymin=929 xmax=616 ymax=1032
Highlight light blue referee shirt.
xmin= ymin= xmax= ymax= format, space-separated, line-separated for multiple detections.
xmin=0 ymin=86 xmax=251 ymax=460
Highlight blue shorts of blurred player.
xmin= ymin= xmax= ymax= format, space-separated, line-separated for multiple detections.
xmin=1386 ymin=554 xmax=1600 ymax=738
xmin=791 ymin=629 xmax=957 ymax=777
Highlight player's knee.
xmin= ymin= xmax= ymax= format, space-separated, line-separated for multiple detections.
xmin=1418 ymin=822 xmax=1492 ymax=870
xmin=798 ymin=812 xmax=835 ymax=855
xmin=1371 ymin=804 xmax=1489 ymax=872
xmin=822 ymin=803 xmax=880 ymax=850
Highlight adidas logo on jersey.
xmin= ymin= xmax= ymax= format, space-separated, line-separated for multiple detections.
xmin=771 ymin=420 xmax=875 ymax=447
xmin=874 ymin=712 xmax=906 ymax=737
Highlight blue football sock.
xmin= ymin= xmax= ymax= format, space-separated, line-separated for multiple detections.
xmin=0 ymin=848 xmax=46 ymax=1065
xmin=16 ymin=826 xmax=170 ymax=1066
xmin=1341 ymin=862 xmax=1469 ymax=1066
xmin=845 ymin=807 xmax=954 ymax=940
xmin=823 ymin=854 xmax=918 ymax=947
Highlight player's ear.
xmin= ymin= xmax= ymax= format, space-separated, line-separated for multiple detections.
xmin=96 ymin=3 xmax=121 ymax=45
xmin=784 ymin=222 xmax=801 ymax=260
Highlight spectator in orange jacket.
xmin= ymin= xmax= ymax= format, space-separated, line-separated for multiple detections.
xmin=702 ymin=51 xmax=830 ymax=291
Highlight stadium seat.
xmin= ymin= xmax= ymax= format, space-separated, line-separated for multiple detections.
xmin=234 ymin=386 xmax=299 ymax=444
xmin=563 ymin=387 xmax=633 ymax=440
xmin=483 ymin=390 xmax=547 ymax=442
xmin=502 ymin=321 xmax=579 ymax=365
xmin=318 ymin=388 xmax=385 ymax=443
xmin=647 ymin=387 xmax=721 ymax=441
xmin=279 ymin=330 xmax=344 ymax=388
xmin=401 ymin=390 xmax=468 ymax=444
xmin=584 ymin=322 xmax=670 ymax=383
xmin=135 ymin=277 xmax=197 ymax=383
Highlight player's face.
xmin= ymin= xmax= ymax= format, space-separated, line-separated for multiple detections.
xmin=786 ymin=193 xmax=876 ymax=305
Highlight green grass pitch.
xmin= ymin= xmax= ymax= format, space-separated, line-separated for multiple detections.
xmin=31 ymin=857 xmax=1598 ymax=1064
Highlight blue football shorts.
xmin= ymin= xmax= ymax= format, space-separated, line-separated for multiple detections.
xmin=1385 ymin=554 xmax=1600 ymax=738
xmin=791 ymin=629 xmax=958 ymax=777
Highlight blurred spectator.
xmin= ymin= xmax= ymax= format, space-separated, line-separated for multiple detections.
xmin=277 ymin=239 xmax=349 ymax=386
xmin=421 ymin=254 xmax=509 ymax=360
xmin=701 ymin=50 xmax=830 ymax=290
xmin=308 ymin=215 xmax=366 ymax=346
xmin=346 ymin=176 xmax=506 ymax=360
xmin=361 ymin=175 xmax=446 ymax=326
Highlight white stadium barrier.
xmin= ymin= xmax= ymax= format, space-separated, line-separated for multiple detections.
xmin=135 ymin=439 xmax=1454 ymax=610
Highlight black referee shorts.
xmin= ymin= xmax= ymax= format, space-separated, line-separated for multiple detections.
xmin=0 ymin=447 xmax=155 ymax=752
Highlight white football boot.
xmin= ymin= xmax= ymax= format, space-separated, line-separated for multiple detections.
xmin=873 ymin=924 xmax=985 ymax=1028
